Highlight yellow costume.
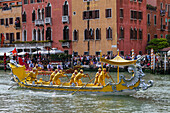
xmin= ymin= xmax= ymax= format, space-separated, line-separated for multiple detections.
xmin=52 ymin=71 xmax=67 ymax=85
xmin=27 ymin=71 xmax=36 ymax=81
xmin=74 ymin=70 xmax=86 ymax=86
xmin=69 ymin=70 xmax=78 ymax=85
xmin=33 ymin=66 xmax=41 ymax=76
xmin=98 ymin=69 xmax=110 ymax=86
xmin=49 ymin=69 xmax=58 ymax=82
xmin=94 ymin=69 xmax=101 ymax=85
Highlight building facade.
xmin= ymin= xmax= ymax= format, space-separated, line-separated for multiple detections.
xmin=72 ymin=0 xmax=117 ymax=55
xmin=21 ymin=0 xmax=72 ymax=54
xmin=117 ymin=0 xmax=147 ymax=55
xmin=0 ymin=0 xmax=22 ymax=47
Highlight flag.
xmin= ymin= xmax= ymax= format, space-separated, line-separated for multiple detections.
xmin=12 ymin=48 xmax=17 ymax=55
xmin=1 ymin=34 xmax=5 ymax=47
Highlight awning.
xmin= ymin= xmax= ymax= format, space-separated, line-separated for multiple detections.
xmin=100 ymin=55 xmax=137 ymax=66
xmin=0 ymin=47 xmax=15 ymax=56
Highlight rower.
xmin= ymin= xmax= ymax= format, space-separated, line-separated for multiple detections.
xmin=98 ymin=68 xmax=110 ymax=86
xmin=94 ymin=68 xmax=102 ymax=86
xmin=52 ymin=70 xmax=67 ymax=85
xmin=33 ymin=64 xmax=41 ymax=76
xmin=49 ymin=69 xmax=58 ymax=82
xmin=69 ymin=70 xmax=78 ymax=85
xmin=74 ymin=69 xmax=87 ymax=86
xmin=27 ymin=68 xmax=37 ymax=82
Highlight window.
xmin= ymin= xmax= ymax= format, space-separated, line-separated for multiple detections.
xmin=168 ymin=5 xmax=170 ymax=17
xmin=96 ymin=28 xmax=101 ymax=40
xmin=120 ymin=9 xmax=123 ymax=18
xmin=147 ymin=34 xmax=150 ymax=42
xmin=154 ymin=34 xmax=157 ymax=38
xmin=95 ymin=10 xmax=99 ymax=18
xmin=83 ymin=10 xmax=99 ymax=19
xmin=37 ymin=0 xmax=41 ymax=3
xmin=17 ymin=2 xmax=22 ymax=5
xmin=106 ymin=9 xmax=112 ymax=18
xmin=22 ymin=11 xmax=26 ymax=22
xmin=84 ymin=29 xmax=89 ymax=40
xmin=24 ymin=30 xmax=27 ymax=41
xmin=131 ymin=10 xmax=134 ymax=19
xmin=9 ymin=18 xmax=13 ymax=24
xmin=134 ymin=28 xmax=137 ymax=39
xmin=63 ymin=1 xmax=68 ymax=16
xmin=30 ymin=0 xmax=35 ymax=3
xmin=45 ymin=3 xmax=51 ymax=17
xmin=73 ymin=30 xmax=78 ymax=41
xmin=33 ymin=29 xmax=36 ymax=41
xmin=15 ymin=17 xmax=20 ymax=27
xmin=37 ymin=29 xmax=41 ymax=41
xmin=89 ymin=28 xmax=94 ymax=39
xmin=165 ymin=4 xmax=168 ymax=12
xmin=6 ymin=33 xmax=9 ymax=40
xmin=130 ymin=28 xmax=133 ymax=39
xmin=5 ymin=18 xmax=8 ymax=26
xmin=154 ymin=15 xmax=156 ymax=25
xmin=46 ymin=27 xmax=51 ymax=40
xmin=32 ymin=10 xmax=36 ymax=22
xmin=147 ymin=14 xmax=150 ymax=25
xmin=120 ymin=51 xmax=124 ymax=56
xmin=10 ymin=33 xmax=14 ymax=44
xmin=120 ymin=27 xmax=124 ymax=39
xmin=139 ymin=29 xmax=142 ymax=40
xmin=161 ymin=34 xmax=163 ymax=38
xmin=84 ymin=52 xmax=89 ymax=55
xmin=63 ymin=26 xmax=69 ymax=40
xmin=134 ymin=11 xmax=137 ymax=19
xmin=42 ymin=9 xmax=44 ymax=20
xmin=16 ymin=32 xmax=20 ymax=40
xmin=106 ymin=27 xmax=112 ymax=39
xmin=42 ymin=29 xmax=44 ymax=41
xmin=165 ymin=18 xmax=168 ymax=26
xmin=24 ymin=0 xmax=28 ymax=4
xmin=138 ymin=12 xmax=142 ymax=20
xmin=160 ymin=3 xmax=163 ymax=9
xmin=38 ymin=9 xmax=41 ymax=20
xmin=139 ymin=51 xmax=142 ymax=55
xmin=1 ymin=19 xmax=4 ymax=25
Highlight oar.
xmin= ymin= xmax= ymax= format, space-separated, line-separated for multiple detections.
xmin=71 ymin=77 xmax=95 ymax=95
xmin=85 ymin=74 xmax=91 ymax=80
xmin=107 ymin=72 xmax=115 ymax=83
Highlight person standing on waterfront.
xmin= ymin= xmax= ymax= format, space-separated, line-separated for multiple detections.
xmin=94 ymin=68 xmax=102 ymax=86
xmin=69 ymin=70 xmax=78 ymax=85
xmin=74 ymin=69 xmax=87 ymax=86
xmin=98 ymin=68 xmax=110 ymax=86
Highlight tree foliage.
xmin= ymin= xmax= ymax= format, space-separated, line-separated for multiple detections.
xmin=146 ymin=38 xmax=169 ymax=52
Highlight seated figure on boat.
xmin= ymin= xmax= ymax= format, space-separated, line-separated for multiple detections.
xmin=74 ymin=69 xmax=87 ymax=86
xmin=49 ymin=69 xmax=58 ymax=82
xmin=27 ymin=68 xmax=37 ymax=81
xmin=69 ymin=70 xmax=78 ymax=85
xmin=33 ymin=64 xmax=41 ymax=75
xmin=98 ymin=68 xmax=110 ymax=86
xmin=52 ymin=70 xmax=67 ymax=85
xmin=94 ymin=68 xmax=102 ymax=86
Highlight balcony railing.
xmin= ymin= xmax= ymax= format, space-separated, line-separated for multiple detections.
xmin=160 ymin=25 xmax=166 ymax=31
xmin=45 ymin=17 xmax=52 ymax=25
xmin=62 ymin=15 xmax=69 ymax=23
xmin=35 ymin=19 xmax=44 ymax=26
xmin=14 ymin=42 xmax=52 ymax=48
xmin=160 ymin=9 xmax=166 ymax=16
xmin=61 ymin=42 xmax=70 ymax=48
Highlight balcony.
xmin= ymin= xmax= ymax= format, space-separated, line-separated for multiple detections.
xmin=45 ymin=17 xmax=52 ymax=25
xmin=160 ymin=9 xmax=166 ymax=16
xmin=35 ymin=19 xmax=44 ymax=26
xmin=61 ymin=42 xmax=70 ymax=48
xmin=62 ymin=16 xmax=69 ymax=23
xmin=160 ymin=25 xmax=166 ymax=31
xmin=14 ymin=41 xmax=52 ymax=48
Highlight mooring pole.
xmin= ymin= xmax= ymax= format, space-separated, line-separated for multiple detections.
xmin=4 ymin=53 xmax=6 ymax=72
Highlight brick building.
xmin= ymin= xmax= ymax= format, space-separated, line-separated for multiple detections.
xmin=0 ymin=0 xmax=22 ymax=47
xmin=21 ymin=0 xmax=72 ymax=54
xmin=117 ymin=0 xmax=147 ymax=55
xmin=72 ymin=0 xmax=117 ymax=55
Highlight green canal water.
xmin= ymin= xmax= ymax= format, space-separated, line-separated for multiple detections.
xmin=0 ymin=71 xmax=169 ymax=112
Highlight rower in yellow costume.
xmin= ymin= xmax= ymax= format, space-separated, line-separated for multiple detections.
xmin=49 ymin=69 xmax=58 ymax=82
xmin=33 ymin=64 xmax=41 ymax=76
xmin=74 ymin=69 xmax=87 ymax=86
xmin=27 ymin=68 xmax=37 ymax=81
xmin=94 ymin=68 xmax=102 ymax=86
xmin=52 ymin=70 xmax=67 ymax=85
xmin=98 ymin=68 xmax=110 ymax=86
xmin=69 ymin=70 xmax=78 ymax=85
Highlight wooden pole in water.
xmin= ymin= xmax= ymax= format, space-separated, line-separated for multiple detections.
xmin=4 ymin=53 xmax=6 ymax=72
xmin=131 ymin=49 xmax=134 ymax=60
xmin=117 ymin=49 xmax=119 ymax=83
xmin=151 ymin=49 xmax=154 ymax=73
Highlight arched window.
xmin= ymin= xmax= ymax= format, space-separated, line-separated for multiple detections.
xmin=45 ymin=3 xmax=51 ymax=17
xmin=46 ymin=27 xmax=51 ymax=40
xmin=33 ymin=29 xmax=36 ymax=41
xmin=130 ymin=27 xmax=133 ymax=39
xmin=73 ymin=30 xmax=78 ymax=41
xmin=147 ymin=34 xmax=150 ymax=42
xmin=42 ymin=29 xmax=44 ymax=41
xmin=32 ymin=10 xmax=36 ymax=22
xmin=96 ymin=28 xmax=101 ymax=40
xmin=89 ymin=28 xmax=94 ymax=39
xmin=63 ymin=26 xmax=69 ymax=40
xmin=106 ymin=27 xmax=112 ymax=39
xmin=134 ymin=28 xmax=137 ymax=39
xmin=38 ymin=9 xmax=41 ymax=20
xmin=42 ymin=9 xmax=44 ymax=20
xmin=38 ymin=29 xmax=41 ymax=41
xmin=139 ymin=29 xmax=142 ymax=40
xmin=63 ymin=1 xmax=68 ymax=16
xmin=22 ymin=11 xmax=26 ymax=22
xmin=84 ymin=29 xmax=88 ymax=40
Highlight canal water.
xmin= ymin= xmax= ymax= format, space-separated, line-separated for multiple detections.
xmin=0 ymin=70 xmax=169 ymax=112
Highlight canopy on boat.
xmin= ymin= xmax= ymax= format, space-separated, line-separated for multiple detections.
xmin=100 ymin=55 xmax=137 ymax=66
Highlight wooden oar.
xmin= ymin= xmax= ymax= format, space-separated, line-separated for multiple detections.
xmin=71 ymin=77 xmax=95 ymax=95
xmin=107 ymin=72 xmax=115 ymax=83
xmin=85 ymin=74 xmax=91 ymax=80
